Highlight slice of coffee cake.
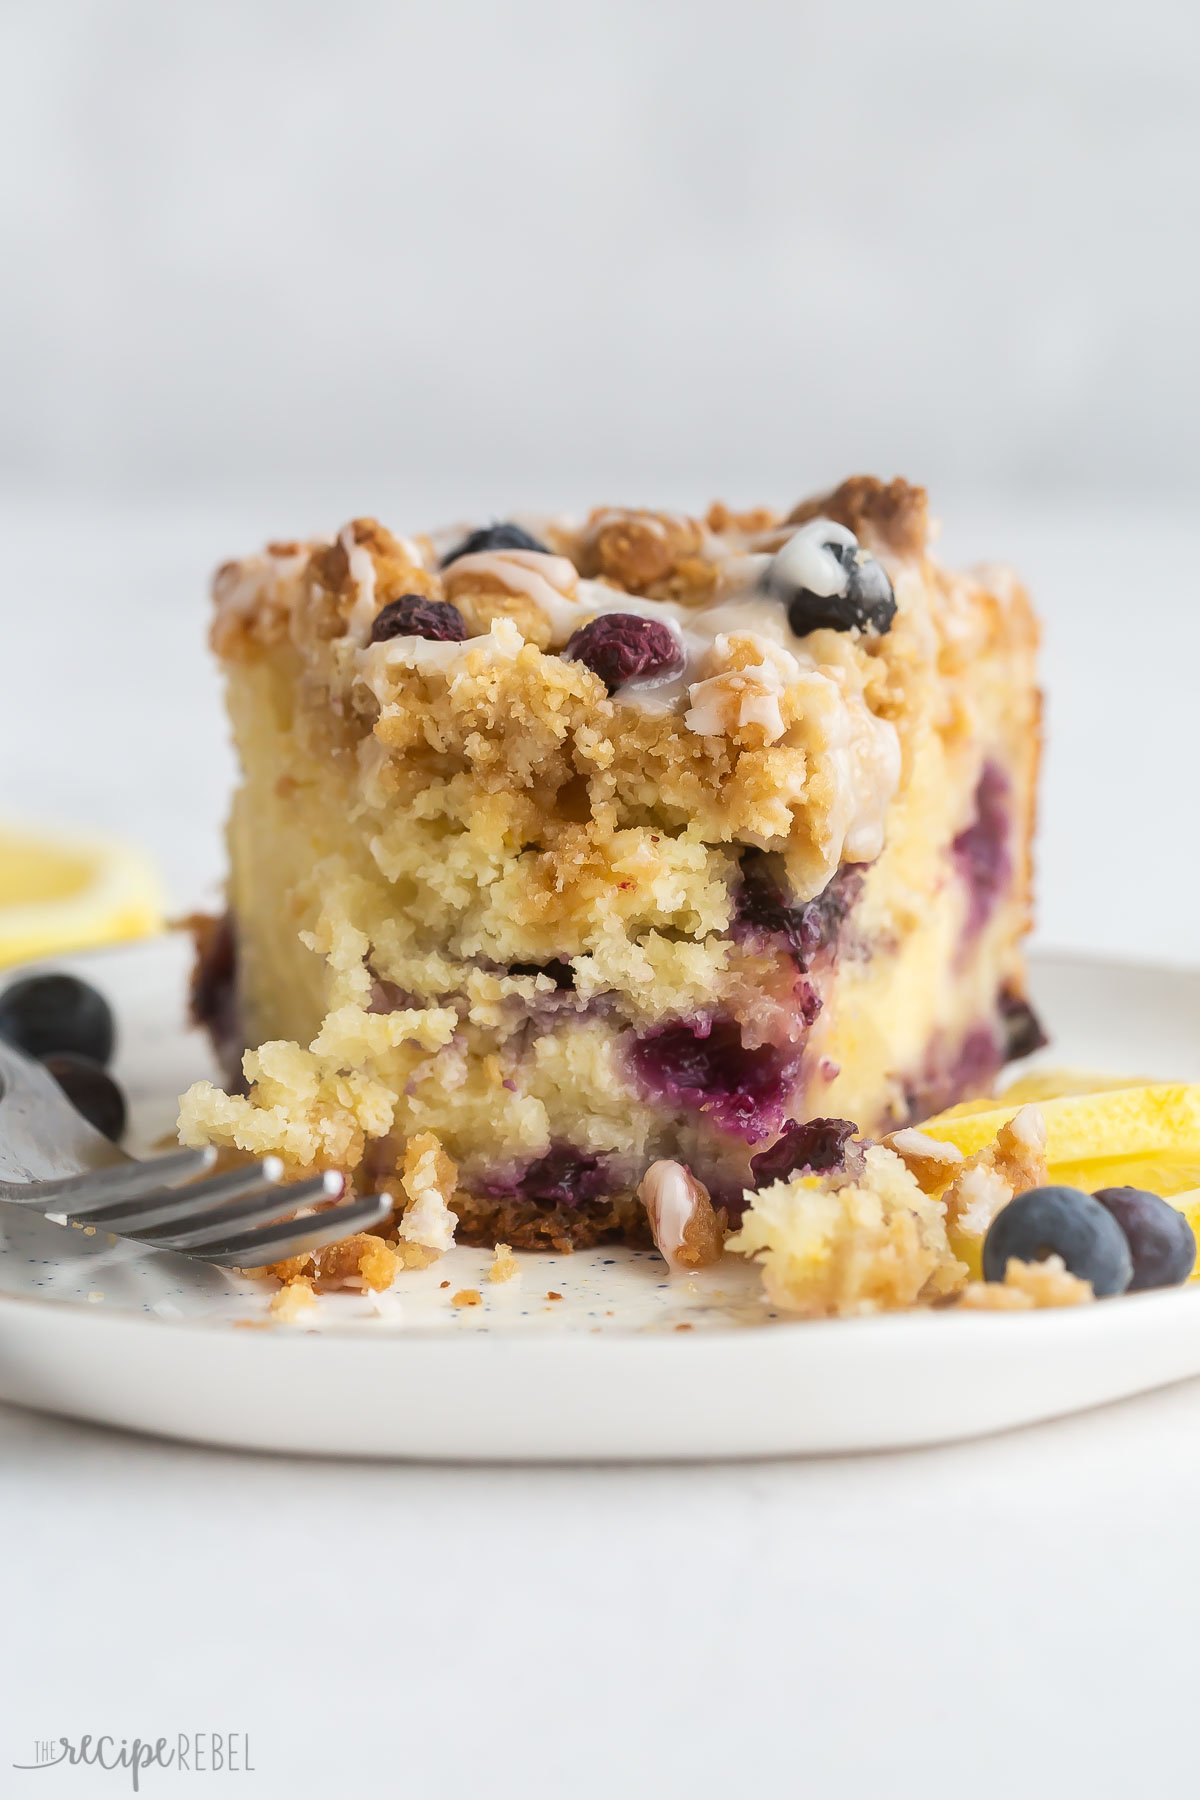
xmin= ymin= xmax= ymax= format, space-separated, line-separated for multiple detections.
xmin=180 ymin=477 xmax=1043 ymax=1250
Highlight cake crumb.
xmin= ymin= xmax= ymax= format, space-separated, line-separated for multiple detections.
xmin=269 ymin=1278 xmax=318 ymax=1322
xmin=316 ymin=1232 xmax=400 ymax=1291
xmin=959 ymin=1254 xmax=1094 ymax=1310
xmin=452 ymin=1287 xmax=482 ymax=1307
xmin=944 ymin=1104 xmax=1049 ymax=1239
xmin=884 ymin=1128 xmax=965 ymax=1193
xmin=728 ymin=1144 xmax=966 ymax=1317
xmin=488 ymin=1243 xmax=518 ymax=1283
xmin=546 ymin=1289 xmax=563 ymax=1301
xmin=264 ymin=1251 xmax=313 ymax=1284
xmin=395 ymin=1240 xmax=440 ymax=1270
xmin=440 ymin=1279 xmax=451 ymax=1289
xmin=399 ymin=1131 xmax=459 ymax=1252
xmin=674 ymin=1322 xmax=694 ymax=1332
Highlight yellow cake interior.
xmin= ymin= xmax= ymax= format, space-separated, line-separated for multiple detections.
xmin=179 ymin=478 xmax=1041 ymax=1251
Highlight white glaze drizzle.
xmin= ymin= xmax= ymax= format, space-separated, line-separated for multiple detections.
xmin=357 ymin=616 xmax=525 ymax=707
xmin=444 ymin=548 xmax=580 ymax=619
xmin=341 ymin=524 xmax=379 ymax=644
xmin=826 ymin=695 xmax=903 ymax=864
xmin=394 ymin=534 xmax=428 ymax=570
xmin=765 ymin=516 xmax=857 ymax=600
xmin=212 ymin=547 xmax=310 ymax=622
xmin=637 ymin=1159 xmax=703 ymax=1268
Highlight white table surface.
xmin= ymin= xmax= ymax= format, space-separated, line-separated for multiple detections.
xmin=1 ymin=493 xmax=1197 ymax=1798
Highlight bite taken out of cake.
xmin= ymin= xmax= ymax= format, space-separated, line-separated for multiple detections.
xmin=179 ymin=476 xmax=1043 ymax=1255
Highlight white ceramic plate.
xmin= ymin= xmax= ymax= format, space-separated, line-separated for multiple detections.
xmin=0 ymin=935 xmax=1197 ymax=1460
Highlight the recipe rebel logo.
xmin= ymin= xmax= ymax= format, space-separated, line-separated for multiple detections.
xmin=12 ymin=1734 xmax=255 ymax=1789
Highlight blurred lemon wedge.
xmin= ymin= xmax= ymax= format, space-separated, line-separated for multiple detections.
xmin=0 ymin=824 xmax=162 ymax=967
xmin=919 ymin=1084 xmax=1200 ymax=1172
xmin=936 ymin=1069 xmax=1155 ymax=1118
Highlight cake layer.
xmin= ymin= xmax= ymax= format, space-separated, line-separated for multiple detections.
xmin=180 ymin=478 xmax=1042 ymax=1251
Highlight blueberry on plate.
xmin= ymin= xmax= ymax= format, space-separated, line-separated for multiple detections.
xmin=982 ymin=1185 xmax=1133 ymax=1296
xmin=440 ymin=522 xmax=550 ymax=568
xmin=564 ymin=613 xmax=684 ymax=694
xmin=41 ymin=1053 xmax=127 ymax=1142
xmin=1092 ymin=1186 xmax=1197 ymax=1290
xmin=0 ymin=972 xmax=115 ymax=1065
xmin=369 ymin=595 xmax=467 ymax=645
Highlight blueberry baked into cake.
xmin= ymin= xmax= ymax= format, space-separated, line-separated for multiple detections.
xmin=180 ymin=476 xmax=1044 ymax=1268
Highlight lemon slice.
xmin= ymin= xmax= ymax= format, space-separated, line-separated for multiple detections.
xmin=918 ymin=1085 xmax=1200 ymax=1165
xmin=0 ymin=824 xmax=162 ymax=967
xmin=931 ymin=1069 xmax=1156 ymax=1121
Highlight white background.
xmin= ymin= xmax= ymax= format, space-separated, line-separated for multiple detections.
xmin=3 ymin=0 xmax=1200 ymax=504
xmin=2 ymin=4 xmax=1200 ymax=1796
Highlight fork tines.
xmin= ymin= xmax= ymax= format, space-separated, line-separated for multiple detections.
xmin=27 ymin=1146 xmax=390 ymax=1266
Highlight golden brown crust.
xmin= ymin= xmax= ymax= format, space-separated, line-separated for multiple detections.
xmin=453 ymin=1190 xmax=653 ymax=1253
xmin=677 ymin=1190 xmax=727 ymax=1268
xmin=704 ymin=501 xmax=782 ymax=536
xmin=309 ymin=516 xmax=437 ymax=617
xmin=787 ymin=476 xmax=930 ymax=562
xmin=576 ymin=508 xmax=707 ymax=594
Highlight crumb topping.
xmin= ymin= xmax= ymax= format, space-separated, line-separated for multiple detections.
xmin=203 ymin=481 xmax=995 ymax=901
xmin=943 ymin=1103 xmax=1048 ymax=1239
xmin=884 ymin=1127 xmax=966 ymax=1192
xmin=398 ymin=1131 xmax=459 ymax=1251
xmin=314 ymin=1232 xmax=401 ymax=1291
xmin=959 ymin=1254 xmax=1094 ymax=1310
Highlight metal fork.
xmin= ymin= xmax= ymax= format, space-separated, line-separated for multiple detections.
xmin=0 ymin=1036 xmax=390 ymax=1265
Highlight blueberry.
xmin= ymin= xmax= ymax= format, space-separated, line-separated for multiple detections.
xmin=954 ymin=764 xmax=1012 ymax=940
xmin=749 ymin=1117 xmax=857 ymax=1188
xmin=520 ymin=1146 xmax=611 ymax=1206
xmin=998 ymin=984 xmax=1048 ymax=1061
xmin=190 ymin=911 xmax=240 ymax=1066
xmin=482 ymin=1144 xmax=612 ymax=1206
xmin=771 ymin=538 xmax=897 ymax=637
xmin=1092 ymin=1186 xmax=1197 ymax=1291
xmin=629 ymin=1017 xmax=796 ymax=1142
xmin=0 ymin=972 xmax=115 ymax=1065
xmin=440 ymin=522 xmax=550 ymax=568
xmin=41 ymin=1053 xmax=127 ymax=1142
xmin=564 ymin=613 xmax=684 ymax=694
xmin=982 ymin=1185 xmax=1133 ymax=1296
xmin=734 ymin=853 xmax=863 ymax=971
xmin=368 ymin=595 xmax=466 ymax=644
